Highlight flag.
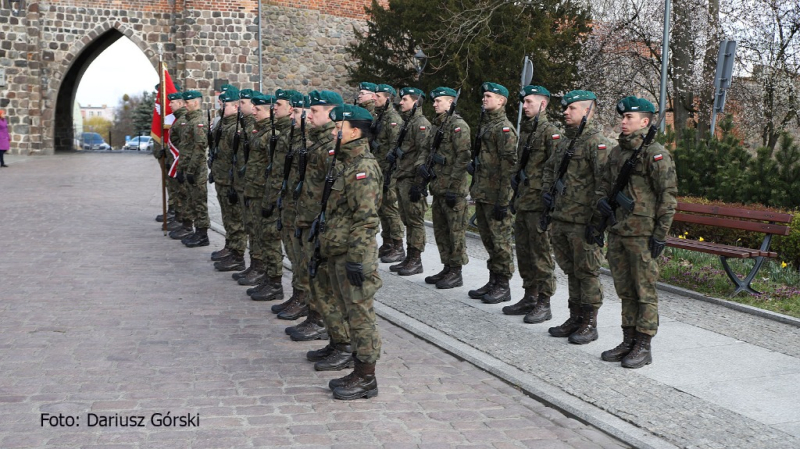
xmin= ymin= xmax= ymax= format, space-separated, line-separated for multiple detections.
xmin=151 ymin=63 xmax=178 ymax=146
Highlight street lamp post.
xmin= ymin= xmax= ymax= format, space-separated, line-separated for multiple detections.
xmin=414 ymin=49 xmax=428 ymax=81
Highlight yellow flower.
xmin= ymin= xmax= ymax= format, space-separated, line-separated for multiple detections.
xmin=678 ymin=235 xmax=685 ymax=239
xmin=684 ymin=231 xmax=689 ymax=235
xmin=699 ymin=237 xmax=705 ymax=242
xmin=782 ymin=261 xmax=788 ymax=268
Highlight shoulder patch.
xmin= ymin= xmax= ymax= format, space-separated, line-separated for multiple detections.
xmin=391 ymin=122 xmax=397 ymax=127
xmin=552 ymin=134 xmax=560 ymax=140
xmin=419 ymin=126 xmax=427 ymax=131
xmin=253 ymin=129 xmax=258 ymax=133
xmin=597 ymin=144 xmax=607 ymax=150
xmin=328 ymin=148 xmax=335 ymax=155
xmin=502 ymin=127 xmax=511 ymax=133
xmin=356 ymin=172 xmax=367 ymax=180
xmin=454 ymin=127 xmax=461 ymax=133
xmin=654 ymin=154 xmax=663 ymax=161
xmin=197 ymin=123 xmax=204 ymax=127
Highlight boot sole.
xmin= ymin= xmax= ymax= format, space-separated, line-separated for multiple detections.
xmin=291 ymin=331 xmax=329 ymax=342
xmin=214 ymin=264 xmax=246 ymax=272
xmin=548 ymin=327 xmax=579 ymax=338
xmin=436 ymin=281 xmax=463 ymax=289
xmin=503 ymin=308 xmax=535 ymax=316
xmin=332 ymin=386 xmax=379 ymax=400
xmin=185 ymin=241 xmax=210 ymax=248
xmin=251 ymin=293 xmax=284 ymax=302
xmin=523 ymin=312 xmax=553 ymax=323
xmin=277 ymin=309 xmax=308 ymax=320
xmin=622 ymin=356 xmax=652 ymax=369
xmin=315 ymin=358 xmax=355 ymax=372
xmin=397 ymin=267 xmax=423 ymax=276
xmin=424 ymin=278 xmax=443 ymax=284
xmin=601 ymin=352 xmax=631 ymax=362
xmin=237 ymin=277 xmax=265 ymax=286
xmin=568 ymin=333 xmax=599 ymax=345
xmin=481 ymin=295 xmax=511 ymax=304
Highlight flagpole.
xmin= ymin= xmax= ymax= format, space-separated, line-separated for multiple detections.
xmin=159 ymin=60 xmax=168 ymax=236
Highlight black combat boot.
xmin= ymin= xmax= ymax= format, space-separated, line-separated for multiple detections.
xmin=214 ymin=250 xmax=245 ymax=271
xmin=169 ymin=222 xmax=194 ymax=240
xmin=468 ymin=272 xmax=496 ymax=299
xmin=287 ymin=310 xmax=328 ymax=341
xmin=425 ymin=265 xmax=450 ymax=284
xmin=277 ymin=290 xmax=308 ymax=320
xmin=548 ymin=302 xmax=582 ymax=337
xmin=238 ymin=259 xmax=265 ymax=286
xmin=388 ymin=245 xmax=410 ymax=271
xmin=436 ymin=265 xmax=463 ymax=289
xmin=307 ymin=343 xmax=336 ymax=362
xmin=211 ymin=240 xmax=231 ymax=261
xmin=315 ymin=344 xmax=355 ymax=371
xmin=269 ymin=286 xmax=296 ymax=311
xmin=232 ymin=263 xmax=252 ymax=281
xmin=180 ymin=229 xmax=198 ymax=245
xmin=482 ymin=275 xmax=511 ymax=304
xmin=252 ymin=276 xmax=284 ymax=302
xmin=398 ymin=247 xmax=423 ymax=276
xmin=332 ymin=358 xmax=378 ymax=400
xmin=568 ymin=305 xmax=599 ymax=345
xmin=382 ymin=239 xmax=406 ymax=264
xmin=378 ymin=239 xmax=393 ymax=258
xmin=156 ymin=208 xmax=175 ymax=222
xmin=247 ymin=275 xmax=270 ymax=295
xmin=601 ymin=327 xmax=636 ymax=362
xmin=166 ymin=218 xmax=184 ymax=232
xmin=523 ymin=294 xmax=552 ymax=324
xmin=621 ymin=332 xmax=653 ymax=369
xmin=184 ymin=228 xmax=209 ymax=247
xmin=502 ymin=288 xmax=537 ymax=315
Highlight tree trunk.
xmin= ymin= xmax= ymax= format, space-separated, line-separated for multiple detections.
xmin=697 ymin=0 xmax=720 ymax=139
xmin=671 ymin=0 xmax=696 ymax=136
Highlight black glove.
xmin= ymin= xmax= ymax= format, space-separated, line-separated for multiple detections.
xmin=176 ymin=171 xmax=185 ymax=184
xmin=466 ymin=160 xmax=476 ymax=176
xmin=445 ymin=192 xmax=457 ymax=208
xmin=208 ymin=172 xmax=215 ymax=184
xmin=597 ymin=197 xmax=613 ymax=218
xmin=157 ymin=149 xmax=166 ymax=159
xmin=345 ymin=262 xmax=365 ymax=287
xmin=187 ymin=173 xmax=196 ymax=185
xmin=585 ymin=225 xmax=604 ymax=247
xmin=510 ymin=175 xmax=519 ymax=192
xmin=542 ymin=191 xmax=554 ymax=209
xmin=409 ymin=185 xmax=423 ymax=203
xmin=493 ymin=203 xmax=507 ymax=221
xmin=386 ymin=151 xmax=397 ymax=165
xmin=649 ymin=236 xmax=666 ymax=259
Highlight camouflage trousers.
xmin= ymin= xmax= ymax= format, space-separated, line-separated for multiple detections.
xmin=326 ymin=251 xmax=382 ymax=364
xmin=213 ymin=183 xmax=246 ymax=253
xmin=607 ymin=234 xmax=659 ymax=336
xmin=474 ymin=201 xmax=515 ymax=278
xmin=257 ymin=210 xmax=283 ymax=278
xmin=514 ymin=210 xmax=556 ymax=297
xmin=187 ymin=165 xmax=210 ymax=229
xmin=379 ymin=168 xmax=405 ymax=241
xmin=281 ymin=208 xmax=308 ymax=293
xmin=243 ymin=195 xmax=265 ymax=263
xmin=431 ymin=195 xmax=469 ymax=267
xmin=301 ymin=227 xmax=351 ymax=345
xmin=395 ymin=178 xmax=427 ymax=252
xmin=550 ymin=221 xmax=603 ymax=309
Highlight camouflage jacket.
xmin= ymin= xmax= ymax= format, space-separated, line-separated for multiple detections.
xmin=210 ymin=113 xmax=238 ymax=186
xmin=394 ymin=108 xmax=431 ymax=180
xmin=319 ymin=137 xmax=383 ymax=264
xmin=176 ymin=109 xmax=207 ymax=175
xmin=162 ymin=108 xmax=186 ymax=164
xmin=371 ymin=105 xmax=403 ymax=174
xmin=281 ymin=120 xmax=306 ymax=218
xmin=296 ymin=120 xmax=336 ymax=229
xmin=469 ymin=108 xmax=518 ymax=204
xmin=542 ymin=120 xmax=611 ymax=225
xmin=416 ymin=111 xmax=471 ymax=197
xmin=243 ymin=118 xmax=271 ymax=198
xmin=234 ymin=114 xmax=256 ymax=191
xmin=514 ymin=116 xmax=561 ymax=212
xmin=261 ymin=115 xmax=294 ymax=215
xmin=598 ymin=128 xmax=678 ymax=240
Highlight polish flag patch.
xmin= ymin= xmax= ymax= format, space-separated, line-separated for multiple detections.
xmin=598 ymin=144 xmax=607 ymax=150
xmin=552 ymin=134 xmax=561 ymax=140
xmin=454 ymin=127 xmax=461 ymax=133
xmin=654 ymin=154 xmax=663 ymax=161
xmin=197 ymin=123 xmax=204 ymax=127
xmin=253 ymin=129 xmax=258 ymax=133
xmin=419 ymin=126 xmax=427 ymax=131
xmin=329 ymin=148 xmax=335 ymax=155
xmin=391 ymin=122 xmax=398 ymax=127
xmin=356 ymin=172 xmax=367 ymax=180
xmin=502 ymin=127 xmax=511 ymax=132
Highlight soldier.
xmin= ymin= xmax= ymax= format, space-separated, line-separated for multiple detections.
xmin=163 ymin=90 xmax=188 ymax=234
xmin=467 ymin=82 xmax=518 ymax=304
xmin=175 ymin=90 xmax=210 ymax=248
xmin=541 ymin=90 xmax=612 ymax=344
xmin=320 ymin=104 xmax=383 ymax=400
xmin=372 ymin=84 xmax=405 ymax=263
xmin=210 ymin=88 xmax=248 ymax=271
xmin=503 ymin=86 xmax=561 ymax=322
xmin=153 ymin=85 xmax=182 ymax=228
xmin=418 ymin=87 xmax=471 ymax=289
xmin=356 ymin=82 xmax=378 ymax=114
xmin=168 ymin=91 xmax=197 ymax=241
xmin=388 ymin=87 xmax=431 ymax=276
xmin=596 ymin=96 xmax=677 ymax=368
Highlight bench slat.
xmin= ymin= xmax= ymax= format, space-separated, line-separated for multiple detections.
xmin=665 ymin=237 xmax=775 ymax=258
xmin=673 ymin=213 xmax=791 ymax=236
xmin=676 ymin=203 xmax=794 ymax=224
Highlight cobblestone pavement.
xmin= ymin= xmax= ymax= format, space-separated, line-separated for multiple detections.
xmin=0 ymin=153 xmax=628 ymax=448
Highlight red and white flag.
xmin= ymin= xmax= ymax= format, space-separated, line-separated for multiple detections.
xmin=151 ymin=63 xmax=179 ymax=176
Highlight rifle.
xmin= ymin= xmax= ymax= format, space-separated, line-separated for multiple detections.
xmin=237 ymin=111 xmax=251 ymax=178
xmin=539 ymin=103 xmax=594 ymax=231
xmin=467 ymin=106 xmax=486 ymax=188
xmin=227 ymin=106 xmax=241 ymax=205
xmin=276 ymin=117 xmax=296 ymax=231
xmin=308 ymin=127 xmax=343 ymax=279
xmin=292 ymin=110 xmax=308 ymax=201
xmin=383 ymin=102 xmax=417 ymax=193
xmin=260 ymin=103 xmax=279 ymax=218
xmin=207 ymin=109 xmax=216 ymax=183
xmin=369 ymin=103 xmax=386 ymax=154
xmin=509 ymin=101 xmax=545 ymax=214
xmin=417 ymin=89 xmax=461 ymax=195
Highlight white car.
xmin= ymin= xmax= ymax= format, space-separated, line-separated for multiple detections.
xmin=125 ymin=136 xmax=154 ymax=151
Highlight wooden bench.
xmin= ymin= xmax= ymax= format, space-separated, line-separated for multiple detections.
xmin=666 ymin=203 xmax=793 ymax=296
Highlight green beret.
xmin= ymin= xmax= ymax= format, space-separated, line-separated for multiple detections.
xmin=358 ymin=82 xmax=378 ymax=92
xmin=399 ymin=87 xmax=425 ymax=98
xmin=220 ymin=84 xmax=236 ymax=93
xmin=519 ymin=85 xmax=550 ymax=102
xmin=561 ymin=90 xmax=597 ymax=107
xmin=429 ymin=87 xmax=458 ymax=99
xmin=182 ymin=91 xmax=202 ymax=101
xmin=481 ymin=82 xmax=509 ymax=98
xmin=239 ymin=89 xmax=257 ymax=100
xmin=167 ymin=92 xmax=184 ymax=101
xmin=218 ymin=90 xmax=238 ymax=103
xmin=275 ymin=89 xmax=303 ymax=104
xmin=291 ymin=94 xmax=306 ymax=108
xmin=251 ymin=94 xmax=276 ymax=106
xmin=376 ymin=84 xmax=396 ymax=96
xmin=330 ymin=104 xmax=373 ymax=122
xmin=308 ymin=90 xmax=344 ymax=107
xmin=616 ymin=96 xmax=656 ymax=115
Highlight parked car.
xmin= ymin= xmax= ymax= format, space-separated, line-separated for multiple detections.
xmin=124 ymin=136 xmax=154 ymax=152
xmin=81 ymin=132 xmax=110 ymax=151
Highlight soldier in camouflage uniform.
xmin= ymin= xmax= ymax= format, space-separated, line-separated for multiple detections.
xmin=503 ymin=86 xmax=560 ymax=323
xmin=372 ymin=84 xmax=405 ymax=263
xmin=417 ymin=87 xmax=471 ymax=289
xmin=388 ymin=87 xmax=431 ymax=276
xmin=167 ymin=92 xmax=198 ymax=241
xmin=467 ymin=82 xmax=518 ymax=304
xmin=596 ymin=96 xmax=677 ymax=368
xmin=210 ymin=88 xmax=248 ymax=271
xmin=320 ymin=104 xmax=383 ymax=400
xmin=175 ymin=90 xmax=210 ymax=248
xmin=162 ymin=91 xmax=189 ymax=235
xmin=245 ymin=94 xmax=287 ymax=303
xmin=541 ymin=90 xmax=612 ymax=345
xmin=356 ymin=81 xmax=378 ymax=114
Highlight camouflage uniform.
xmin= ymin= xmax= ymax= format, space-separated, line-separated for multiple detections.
xmin=176 ymin=108 xmax=210 ymax=229
xmin=469 ymin=108 xmax=518 ymax=278
xmin=320 ymin=137 xmax=383 ymax=364
xmin=234 ymin=114 xmax=256 ymax=197
xmin=371 ymin=104 xmax=405 ymax=243
xmin=243 ymin=118 xmax=278 ymax=274
xmin=166 ymin=108 xmax=187 ymax=221
xmin=394 ymin=107 xmax=431 ymax=252
xmin=279 ymin=121 xmax=309 ymax=293
xmin=211 ymin=113 xmax=246 ymax=254
xmin=513 ymin=116 xmax=560 ymax=297
xmin=599 ymin=129 xmax=677 ymax=336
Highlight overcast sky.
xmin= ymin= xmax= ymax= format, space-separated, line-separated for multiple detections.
xmin=75 ymin=39 xmax=159 ymax=108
